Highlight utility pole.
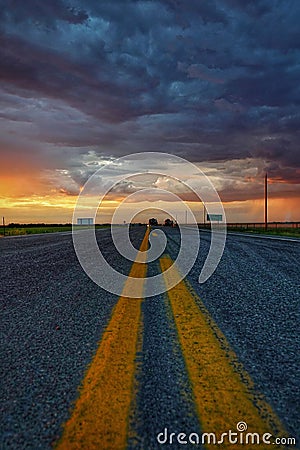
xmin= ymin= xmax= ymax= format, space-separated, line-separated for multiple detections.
xmin=203 ymin=204 xmax=206 ymax=227
xmin=185 ymin=210 xmax=187 ymax=225
xmin=2 ymin=217 xmax=5 ymax=237
xmin=265 ymin=173 xmax=268 ymax=230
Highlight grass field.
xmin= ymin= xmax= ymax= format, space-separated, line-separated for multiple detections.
xmin=0 ymin=224 xmax=111 ymax=237
xmin=1 ymin=224 xmax=299 ymax=238
xmin=226 ymin=226 xmax=300 ymax=238
xmin=0 ymin=226 xmax=72 ymax=236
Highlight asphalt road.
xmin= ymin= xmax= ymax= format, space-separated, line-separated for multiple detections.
xmin=167 ymin=228 xmax=300 ymax=444
xmin=0 ymin=227 xmax=299 ymax=449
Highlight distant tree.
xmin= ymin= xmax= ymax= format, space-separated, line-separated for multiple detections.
xmin=148 ymin=218 xmax=158 ymax=226
xmin=164 ymin=218 xmax=174 ymax=227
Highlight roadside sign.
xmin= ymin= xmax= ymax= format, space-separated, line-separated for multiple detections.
xmin=207 ymin=214 xmax=223 ymax=222
xmin=77 ymin=218 xmax=94 ymax=225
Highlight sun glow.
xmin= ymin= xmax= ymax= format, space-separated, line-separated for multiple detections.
xmin=0 ymin=164 xmax=299 ymax=224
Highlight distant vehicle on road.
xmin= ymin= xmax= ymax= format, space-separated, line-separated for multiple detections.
xmin=149 ymin=218 xmax=158 ymax=226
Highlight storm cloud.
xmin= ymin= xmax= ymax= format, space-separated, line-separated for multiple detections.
xmin=0 ymin=0 xmax=299 ymax=200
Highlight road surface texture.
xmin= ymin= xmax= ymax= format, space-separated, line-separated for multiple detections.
xmin=0 ymin=227 xmax=299 ymax=449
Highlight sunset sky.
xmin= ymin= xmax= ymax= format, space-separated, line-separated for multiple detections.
xmin=1 ymin=0 xmax=299 ymax=224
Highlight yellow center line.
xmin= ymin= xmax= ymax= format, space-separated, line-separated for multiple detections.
xmin=160 ymin=255 xmax=287 ymax=448
xmin=56 ymin=229 xmax=149 ymax=450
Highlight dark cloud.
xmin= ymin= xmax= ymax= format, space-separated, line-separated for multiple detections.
xmin=1 ymin=0 xmax=89 ymax=27
xmin=222 ymin=0 xmax=270 ymax=18
xmin=163 ymin=0 xmax=228 ymax=25
xmin=0 ymin=0 xmax=299 ymax=200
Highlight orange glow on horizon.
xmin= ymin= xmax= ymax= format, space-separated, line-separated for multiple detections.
xmin=0 ymin=171 xmax=299 ymax=224
xmin=0 ymin=195 xmax=299 ymax=224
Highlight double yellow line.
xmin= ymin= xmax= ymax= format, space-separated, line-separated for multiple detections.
xmin=56 ymin=229 xmax=149 ymax=449
xmin=57 ymin=229 xmax=286 ymax=449
xmin=160 ymin=256 xmax=286 ymax=444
